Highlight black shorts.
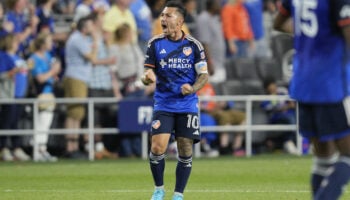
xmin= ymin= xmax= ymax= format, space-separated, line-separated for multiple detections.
xmin=299 ymin=100 xmax=350 ymax=141
xmin=151 ymin=111 xmax=201 ymax=143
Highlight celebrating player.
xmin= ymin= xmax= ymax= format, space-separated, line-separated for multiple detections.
xmin=274 ymin=1 xmax=350 ymax=199
xmin=141 ymin=1 xmax=208 ymax=200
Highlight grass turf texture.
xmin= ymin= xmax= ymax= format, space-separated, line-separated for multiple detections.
xmin=0 ymin=155 xmax=349 ymax=200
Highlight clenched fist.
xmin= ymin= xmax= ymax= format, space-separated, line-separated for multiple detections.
xmin=181 ymin=83 xmax=194 ymax=95
xmin=141 ymin=69 xmax=156 ymax=85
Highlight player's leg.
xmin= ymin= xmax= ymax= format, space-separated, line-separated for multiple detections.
xmin=311 ymin=101 xmax=350 ymax=200
xmin=298 ymin=103 xmax=335 ymax=197
xmin=150 ymin=134 xmax=171 ymax=200
xmin=310 ymin=138 xmax=337 ymax=197
xmin=174 ymin=137 xmax=193 ymax=199
xmin=150 ymin=112 xmax=174 ymax=200
xmin=173 ymin=113 xmax=200 ymax=200
xmin=315 ymin=134 xmax=350 ymax=200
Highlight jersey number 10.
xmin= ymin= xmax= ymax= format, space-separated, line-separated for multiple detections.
xmin=293 ymin=0 xmax=319 ymax=37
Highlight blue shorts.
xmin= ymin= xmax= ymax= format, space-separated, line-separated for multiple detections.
xmin=151 ymin=111 xmax=201 ymax=143
xmin=298 ymin=101 xmax=350 ymax=141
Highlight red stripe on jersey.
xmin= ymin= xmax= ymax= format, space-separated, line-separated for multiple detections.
xmin=338 ymin=18 xmax=350 ymax=27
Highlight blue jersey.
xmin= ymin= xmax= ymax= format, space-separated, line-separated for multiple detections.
xmin=144 ymin=33 xmax=207 ymax=113
xmin=30 ymin=52 xmax=55 ymax=94
xmin=280 ymin=0 xmax=350 ymax=103
xmin=244 ymin=0 xmax=264 ymax=40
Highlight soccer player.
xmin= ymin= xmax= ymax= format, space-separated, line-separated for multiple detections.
xmin=274 ymin=1 xmax=350 ymax=199
xmin=141 ymin=1 xmax=208 ymax=200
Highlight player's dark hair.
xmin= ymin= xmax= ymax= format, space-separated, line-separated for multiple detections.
xmin=165 ymin=0 xmax=187 ymax=19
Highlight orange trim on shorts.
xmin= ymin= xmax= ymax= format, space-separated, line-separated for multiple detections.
xmin=338 ymin=19 xmax=350 ymax=27
xmin=144 ymin=64 xmax=155 ymax=68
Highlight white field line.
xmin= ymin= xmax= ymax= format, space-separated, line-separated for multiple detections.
xmin=2 ymin=189 xmax=311 ymax=193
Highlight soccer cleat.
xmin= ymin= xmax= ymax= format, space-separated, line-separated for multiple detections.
xmin=13 ymin=148 xmax=30 ymax=161
xmin=150 ymin=188 xmax=165 ymax=200
xmin=37 ymin=151 xmax=58 ymax=162
xmin=284 ymin=141 xmax=300 ymax=155
xmin=172 ymin=193 xmax=184 ymax=200
xmin=1 ymin=148 xmax=14 ymax=161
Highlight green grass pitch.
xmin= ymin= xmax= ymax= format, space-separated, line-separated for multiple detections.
xmin=0 ymin=155 xmax=349 ymax=200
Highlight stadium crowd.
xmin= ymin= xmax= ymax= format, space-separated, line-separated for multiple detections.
xmin=0 ymin=0 xmax=297 ymax=162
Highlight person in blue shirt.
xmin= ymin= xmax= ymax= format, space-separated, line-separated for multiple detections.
xmin=36 ymin=0 xmax=56 ymax=33
xmin=29 ymin=32 xmax=61 ymax=162
xmin=130 ymin=0 xmax=152 ymax=53
xmin=0 ymin=34 xmax=30 ymax=161
xmin=274 ymin=1 xmax=350 ymax=199
xmin=5 ymin=0 xmax=39 ymax=58
xmin=141 ymin=1 xmax=208 ymax=200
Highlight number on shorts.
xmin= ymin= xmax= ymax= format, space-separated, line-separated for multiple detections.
xmin=186 ymin=114 xmax=199 ymax=129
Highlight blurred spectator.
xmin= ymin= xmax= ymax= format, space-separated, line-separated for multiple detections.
xmin=63 ymin=15 xmax=97 ymax=159
xmin=29 ymin=32 xmax=61 ymax=161
xmin=0 ymin=39 xmax=16 ymax=161
xmin=197 ymin=82 xmax=246 ymax=157
xmin=244 ymin=0 xmax=271 ymax=58
xmin=260 ymin=77 xmax=298 ymax=155
xmin=0 ymin=1 xmax=14 ymax=37
xmin=221 ymin=0 xmax=254 ymax=58
xmin=36 ymin=0 xmax=69 ymax=38
xmin=197 ymin=83 xmax=220 ymax=158
xmin=52 ymin=0 xmax=76 ymax=14
xmin=130 ymin=0 xmax=152 ymax=53
xmin=147 ymin=0 xmax=166 ymax=19
xmin=73 ymin=0 xmax=93 ymax=22
xmin=35 ymin=0 xmax=69 ymax=77
xmin=110 ymin=23 xmax=145 ymax=157
xmin=110 ymin=23 xmax=144 ymax=98
xmin=182 ymin=0 xmax=197 ymax=36
xmin=102 ymin=0 xmax=138 ymax=44
xmin=87 ymin=12 xmax=119 ymax=159
xmin=0 ymin=34 xmax=31 ymax=161
xmin=196 ymin=0 xmax=225 ymax=83
xmin=36 ymin=0 xmax=56 ymax=33
xmin=5 ymin=0 xmax=39 ymax=58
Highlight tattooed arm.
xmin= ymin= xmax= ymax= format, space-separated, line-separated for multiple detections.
xmin=181 ymin=73 xmax=209 ymax=95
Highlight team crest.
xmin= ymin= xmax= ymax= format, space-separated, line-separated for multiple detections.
xmin=183 ymin=47 xmax=192 ymax=56
xmin=152 ymin=120 xmax=161 ymax=129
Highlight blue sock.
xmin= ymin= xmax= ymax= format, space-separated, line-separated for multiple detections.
xmin=311 ymin=174 xmax=324 ymax=196
xmin=149 ymin=152 xmax=165 ymax=187
xmin=175 ymin=155 xmax=192 ymax=193
xmin=311 ymin=154 xmax=338 ymax=197
xmin=315 ymin=156 xmax=350 ymax=200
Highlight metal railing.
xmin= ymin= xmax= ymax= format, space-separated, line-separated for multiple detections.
xmin=0 ymin=95 xmax=300 ymax=161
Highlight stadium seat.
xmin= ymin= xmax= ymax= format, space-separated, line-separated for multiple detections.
xmin=256 ymin=58 xmax=282 ymax=82
xmin=233 ymin=58 xmax=260 ymax=81
xmin=242 ymin=80 xmax=264 ymax=95
xmin=211 ymin=82 xmax=224 ymax=95
xmin=221 ymin=80 xmax=244 ymax=95
xmin=225 ymin=58 xmax=238 ymax=80
xmin=271 ymin=34 xmax=293 ymax=66
xmin=251 ymin=103 xmax=269 ymax=144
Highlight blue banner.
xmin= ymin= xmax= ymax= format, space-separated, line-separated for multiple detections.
xmin=118 ymin=99 xmax=153 ymax=133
